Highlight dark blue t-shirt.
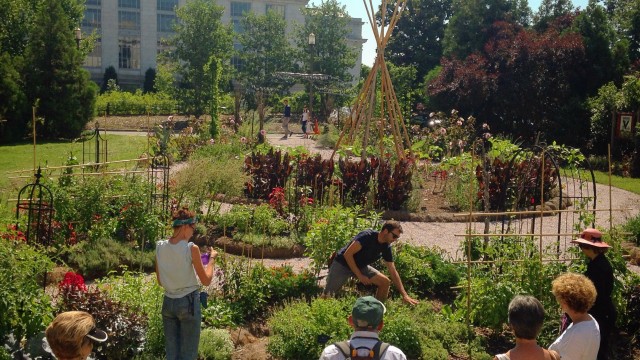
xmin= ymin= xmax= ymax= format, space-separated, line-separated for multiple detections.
xmin=284 ymin=105 xmax=291 ymax=117
xmin=335 ymin=229 xmax=393 ymax=268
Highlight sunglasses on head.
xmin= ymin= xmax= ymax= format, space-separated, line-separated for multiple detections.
xmin=391 ymin=232 xmax=400 ymax=239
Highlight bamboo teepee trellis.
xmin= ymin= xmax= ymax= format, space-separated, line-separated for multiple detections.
xmin=330 ymin=0 xmax=412 ymax=161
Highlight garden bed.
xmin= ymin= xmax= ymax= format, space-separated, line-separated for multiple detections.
xmin=213 ymin=236 xmax=305 ymax=259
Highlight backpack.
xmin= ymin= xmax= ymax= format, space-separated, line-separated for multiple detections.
xmin=333 ymin=339 xmax=390 ymax=360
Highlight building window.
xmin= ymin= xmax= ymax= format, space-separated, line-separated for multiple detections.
xmin=230 ymin=2 xmax=251 ymax=17
xmin=119 ymin=11 xmax=140 ymax=30
xmin=266 ymin=4 xmax=285 ymax=18
xmin=157 ymin=38 xmax=173 ymax=56
xmin=86 ymin=0 xmax=101 ymax=5
xmin=231 ymin=56 xmax=243 ymax=71
xmin=158 ymin=14 xmax=176 ymax=32
xmin=119 ymin=37 xmax=140 ymax=69
xmin=118 ymin=0 xmax=140 ymax=9
xmin=84 ymin=38 xmax=102 ymax=68
xmin=157 ymin=0 xmax=178 ymax=11
xmin=82 ymin=9 xmax=101 ymax=28
xmin=232 ymin=19 xmax=244 ymax=34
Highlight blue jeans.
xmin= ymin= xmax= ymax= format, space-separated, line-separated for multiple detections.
xmin=162 ymin=290 xmax=201 ymax=360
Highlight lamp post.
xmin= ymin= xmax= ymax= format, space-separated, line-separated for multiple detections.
xmin=308 ymin=32 xmax=315 ymax=122
xmin=74 ymin=27 xmax=82 ymax=50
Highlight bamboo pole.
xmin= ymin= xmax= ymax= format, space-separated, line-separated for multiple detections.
xmin=452 ymin=208 xmax=631 ymax=217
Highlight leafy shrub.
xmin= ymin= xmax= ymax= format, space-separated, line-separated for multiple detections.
xmin=0 ymin=238 xmax=53 ymax=343
xmin=202 ymin=297 xmax=237 ymax=328
xmin=379 ymin=308 xmax=422 ymax=358
xmin=57 ymin=285 xmax=147 ymax=359
xmin=294 ymin=154 xmax=334 ymax=206
xmin=198 ymin=328 xmax=233 ymax=360
xmin=96 ymin=270 xmax=165 ymax=356
xmin=392 ymin=244 xmax=463 ymax=298
xmin=624 ymin=213 xmax=640 ymax=246
xmin=64 ymin=238 xmax=155 ymax=279
xmin=376 ymin=158 xmax=413 ymax=210
xmin=268 ymin=297 xmax=353 ymax=359
xmin=217 ymin=258 xmax=320 ymax=323
xmin=337 ymin=157 xmax=379 ymax=206
xmin=215 ymin=204 xmax=290 ymax=237
xmin=96 ymin=89 xmax=176 ymax=115
xmin=304 ymin=205 xmax=379 ymax=275
xmin=244 ymin=149 xmax=293 ymax=200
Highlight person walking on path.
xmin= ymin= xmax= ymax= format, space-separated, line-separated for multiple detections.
xmin=156 ymin=207 xmax=217 ymax=360
xmin=494 ymin=295 xmax=559 ymax=360
xmin=323 ymin=220 xmax=419 ymax=305
xmin=319 ymin=296 xmax=407 ymax=360
xmin=302 ymin=105 xmax=310 ymax=138
xmin=548 ymin=273 xmax=600 ymax=360
xmin=570 ymin=228 xmax=616 ymax=360
xmin=281 ymin=99 xmax=292 ymax=139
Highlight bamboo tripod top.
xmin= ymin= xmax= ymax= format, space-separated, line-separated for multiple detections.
xmin=330 ymin=0 xmax=412 ymax=161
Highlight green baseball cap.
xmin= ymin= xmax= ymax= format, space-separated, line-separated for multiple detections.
xmin=352 ymin=296 xmax=386 ymax=328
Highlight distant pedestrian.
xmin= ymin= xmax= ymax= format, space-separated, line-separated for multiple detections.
xmin=282 ymin=99 xmax=291 ymax=139
xmin=302 ymin=105 xmax=310 ymax=138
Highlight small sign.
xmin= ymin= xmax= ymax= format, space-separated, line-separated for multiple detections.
xmin=616 ymin=113 xmax=636 ymax=138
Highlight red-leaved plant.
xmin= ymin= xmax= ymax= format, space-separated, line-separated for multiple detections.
xmin=269 ymin=187 xmax=288 ymax=217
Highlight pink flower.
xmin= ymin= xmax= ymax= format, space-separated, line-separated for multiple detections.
xmin=240 ymin=137 xmax=247 ymax=143
xmin=230 ymin=120 xmax=235 ymax=125
xmin=440 ymin=128 xmax=447 ymax=135
xmin=484 ymin=132 xmax=492 ymax=139
xmin=456 ymin=120 xmax=463 ymax=126
xmin=209 ymin=138 xmax=215 ymax=145
xmin=482 ymin=123 xmax=490 ymax=130
xmin=260 ymin=129 xmax=266 ymax=136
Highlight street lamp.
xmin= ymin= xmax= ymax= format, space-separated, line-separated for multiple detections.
xmin=74 ymin=27 xmax=82 ymax=50
xmin=308 ymin=32 xmax=315 ymax=123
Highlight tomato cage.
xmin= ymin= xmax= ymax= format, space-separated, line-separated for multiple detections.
xmin=15 ymin=167 xmax=54 ymax=247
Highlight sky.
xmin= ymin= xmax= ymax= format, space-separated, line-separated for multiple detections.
xmin=343 ymin=0 xmax=590 ymax=67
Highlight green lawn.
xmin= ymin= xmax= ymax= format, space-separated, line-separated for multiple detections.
xmin=592 ymin=170 xmax=640 ymax=195
xmin=0 ymin=134 xmax=150 ymax=193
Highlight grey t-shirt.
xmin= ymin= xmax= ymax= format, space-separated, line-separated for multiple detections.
xmin=156 ymin=239 xmax=199 ymax=298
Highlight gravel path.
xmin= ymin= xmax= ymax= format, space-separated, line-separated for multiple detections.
xmin=168 ymin=133 xmax=640 ymax=273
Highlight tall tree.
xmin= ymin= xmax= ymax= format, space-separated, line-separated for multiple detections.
xmin=238 ymin=10 xmax=295 ymax=130
xmin=534 ymin=0 xmax=574 ymax=30
xmin=380 ymin=0 xmax=453 ymax=83
xmin=296 ymin=0 xmax=357 ymax=118
xmin=22 ymin=0 xmax=96 ymax=139
xmin=171 ymin=0 xmax=233 ymax=118
xmin=443 ymin=0 xmax=531 ymax=59
xmin=430 ymin=20 xmax=589 ymax=147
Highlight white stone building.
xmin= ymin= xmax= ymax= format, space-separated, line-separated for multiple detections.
xmin=81 ymin=0 xmax=365 ymax=87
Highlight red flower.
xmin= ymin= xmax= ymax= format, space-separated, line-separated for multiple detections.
xmin=58 ymin=271 xmax=87 ymax=292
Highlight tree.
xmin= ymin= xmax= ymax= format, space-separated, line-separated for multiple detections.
xmin=0 ymin=52 xmax=27 ymax=143
xmin=380 ymin=0 xmax=453 ymax=83
xmin=443 ymin=0 xmax=531 ymax=59
xmin=296 ymin=0 xmax=357 ymax=119
xmin=143 ymin=68 xmax=156 ymax=93
xmin=171 ymin=0 xmax=233 ymax=118
xmin=101 ymin=66 xmax=118 ymax=93
xmin=430 ymin=20 xmax=589 ymax=147
xmin=238 ymin=10 xmax=295 ymax=130
xmin=22 ymin=0 xmax=96 ymax=139
xmin=534 ymin=0 xmax=575 ymax=30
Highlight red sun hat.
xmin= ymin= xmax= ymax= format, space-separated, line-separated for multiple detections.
xmin=571 ymin=228 xmax=610 ymax=248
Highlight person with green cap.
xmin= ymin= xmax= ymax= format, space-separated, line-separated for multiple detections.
xmin=319 ymin=296 xmax=407 ymax=360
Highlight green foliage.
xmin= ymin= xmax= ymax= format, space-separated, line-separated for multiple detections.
xmin=0 ymin=238 xmax=53 ymax=342
xmin=392 ymin=244 xmax=463 ymax=298
xmin=268 ymin=298 xmax=490 ymax=360
xmin=268 ymin=297 xmax=354 ymax=360
xmin=202 ymin=297 xmax=237 ymax=328
xmin=208 ymin=56 xmax=221 ymax=139
xmin=22 ymin=0 xmax=96 ymax=140
xmin=214 ymin=204 xmax=290 ymax=238
xmin=304 ymin=205 xmax=378 ymax=275
xmin=217 ymin=258 xmax=320 ymax=323
xmin=171 ymin=0 xmax=233 ymax=117
xmin=624 ymin=213 xmax=640 ymax=245
xmin=96 ymin=88 xmax=176 ymax=115
xmin=96 ymin=270 xmax=165 ymax=356
xmin=198 ymin=328 xmax=233 ymax=360
xmin=101 ymin=66 xmax=119 ymax=94
xmin=64 ymin=238 xmax=155 ymax=279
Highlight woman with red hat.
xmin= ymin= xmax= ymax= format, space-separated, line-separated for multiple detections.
xmin=571 ymin=228 xmax=616 ymax=360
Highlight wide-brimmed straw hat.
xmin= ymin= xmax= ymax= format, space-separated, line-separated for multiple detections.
xmin=571 ymin=228 xmax=610 ymax=248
